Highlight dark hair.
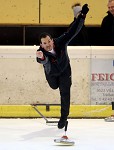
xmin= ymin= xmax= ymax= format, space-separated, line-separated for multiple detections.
xmin=39 ymin=32 xmax=53 ymax=43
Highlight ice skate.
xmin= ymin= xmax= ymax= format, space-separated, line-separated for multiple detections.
xmin=54 ymin=135 xmax=75 ymax=145
xmin=54 ymin=121 xmax=75 ymax=146
xmin=105 ymin=102 xmax=114 ymax=122
xmin=105 ymin=115 xmax=114 ymax=122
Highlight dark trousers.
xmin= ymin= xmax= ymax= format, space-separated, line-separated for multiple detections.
xmin=45 ymin=64 xmax=72 ymax=119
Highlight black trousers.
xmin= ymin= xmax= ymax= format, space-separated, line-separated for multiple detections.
xmin=45 ymin=64 xmax=72 ymax=118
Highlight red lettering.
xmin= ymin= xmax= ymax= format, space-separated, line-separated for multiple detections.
xmin=91 ymin=73 xmax=114 ymax=81
xmin=91 ymin=74 xmax=98 ymax=81
xmin=99 ymin=74 xmax=105 ymax=81
xmin=110 ymin=73 xmax=114 ymax=81
xmin=105 ymin=73 xmax=109 ymax=81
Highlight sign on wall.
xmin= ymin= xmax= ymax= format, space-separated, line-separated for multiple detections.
xmin=91 ymin=59 xmax=114 ymax=104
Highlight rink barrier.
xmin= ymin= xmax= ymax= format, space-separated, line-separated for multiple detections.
xmin=0 ymin=105 xmax=112 ymax=118
xmin=0 ymin=46 xmax=114 ymax=118
xmin=0 ymin=46 xmax=114 ymax=106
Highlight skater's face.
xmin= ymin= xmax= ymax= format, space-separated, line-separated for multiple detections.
xmin=40 ymin=35 xmax=54 ymax=51
xmin=108 ymin=1 xmax=114 ymax=16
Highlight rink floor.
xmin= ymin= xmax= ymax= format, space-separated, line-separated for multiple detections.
xmin=0 ymin=118 xmax=114 ymax=150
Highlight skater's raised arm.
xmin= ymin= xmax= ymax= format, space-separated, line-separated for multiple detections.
xmin=56 ymin=4 xmax=89 ymax=46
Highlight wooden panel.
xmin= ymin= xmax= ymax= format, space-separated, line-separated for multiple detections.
xmin=0 ymin=0 xmax=39 ymax=25
xmin=40 ymin=0 xmax=107 ymax=25
xmin=0 ymin=0 xmax=108 ymax=26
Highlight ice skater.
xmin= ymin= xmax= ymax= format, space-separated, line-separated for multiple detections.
xmin=36 ymin=4 xmax=89 ymax=129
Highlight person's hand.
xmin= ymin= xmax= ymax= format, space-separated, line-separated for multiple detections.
xmin=81 ymin=4 xmax=89 ymax=15
xmin=36 ymin=51 xmax=44 ymax=59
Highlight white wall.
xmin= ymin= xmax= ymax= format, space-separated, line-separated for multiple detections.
xmin=0 ymin=46 xmax=114 ymax=105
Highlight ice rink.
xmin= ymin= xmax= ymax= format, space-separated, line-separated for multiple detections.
xmin=0 ymin=118 xmax=114 ymax=150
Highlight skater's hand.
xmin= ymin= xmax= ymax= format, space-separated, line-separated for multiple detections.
xmin=81 ymin=4 xmax=89 ymax=15
xmin=36 ymin=51 xmax=44 ymax=59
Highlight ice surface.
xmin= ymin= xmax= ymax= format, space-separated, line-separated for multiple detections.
xmin=0 ymin=118 xmax=114 ymax=150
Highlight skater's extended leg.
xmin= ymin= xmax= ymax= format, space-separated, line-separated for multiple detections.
xmin=58 ymin=65 xmax=72 ymax=129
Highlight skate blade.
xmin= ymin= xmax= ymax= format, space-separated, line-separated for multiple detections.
xmin=54 ymin=138 xmax=75 ymax=146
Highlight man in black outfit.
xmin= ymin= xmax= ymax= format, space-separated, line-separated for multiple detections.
xmin=36 ymin=4 xmax=89 ymax=129
xmin=101 ymin=0 xmax=114 ymax=45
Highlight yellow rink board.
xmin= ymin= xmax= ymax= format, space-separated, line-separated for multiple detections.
xmin=40 ymin=0 xmax=107 ymax=25
xmin=0 ymin=105 xmax=112 ymax=118
xmin=0 ymin=0 xmax=107 ymax=25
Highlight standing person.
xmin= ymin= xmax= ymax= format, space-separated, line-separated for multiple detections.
xmin=36 ymin=4 xmax=89 ymax=129
xmin=101 ymin=0 xmax=114 ymax=45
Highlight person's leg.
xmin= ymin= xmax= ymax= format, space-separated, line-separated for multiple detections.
xmin=58 ymin=64 xmax=72 ymax=129
xmin=45 ymin=74 xmax=59 ymax=89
